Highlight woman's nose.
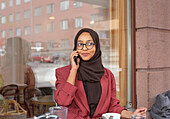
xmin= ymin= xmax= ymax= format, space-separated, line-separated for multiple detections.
xmin=82 ymin=44 xmax=88 ymax=50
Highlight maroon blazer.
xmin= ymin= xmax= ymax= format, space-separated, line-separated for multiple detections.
xmin=54 ymin=65 xmax=126 ymax=119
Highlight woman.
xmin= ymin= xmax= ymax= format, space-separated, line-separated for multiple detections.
xmin=54 ymin=28 xmax=146 ymax=119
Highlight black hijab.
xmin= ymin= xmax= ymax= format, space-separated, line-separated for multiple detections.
xmin=73 ymin=28 xmax=105 ymax=117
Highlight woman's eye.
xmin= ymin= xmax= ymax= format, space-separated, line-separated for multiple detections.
xmin=78 ymin=43 xmax=83 ymax=46
xmin=87 ymin=42 xmax=93 ymax=46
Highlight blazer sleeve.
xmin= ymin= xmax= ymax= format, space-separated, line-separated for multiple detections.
xmin=108 ymin=72 xmax=127 ymax=114
xmin=54 ymin=68 xmax=78 ymax=106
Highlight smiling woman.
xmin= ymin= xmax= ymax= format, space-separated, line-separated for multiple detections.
xmin=54 ymin=28 xmax=147 ymax=118
xmin=77 ymin=32 xmax=96 ymax=61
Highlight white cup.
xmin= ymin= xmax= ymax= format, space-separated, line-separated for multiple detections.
xmin=102 ymin=113 xmax=121 ymax=119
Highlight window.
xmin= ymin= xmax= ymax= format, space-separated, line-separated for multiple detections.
xmin=1 ymin=16 xmax=6 ymax=24
xmin=9 ymin=14 xmax=13 ymax=22
xmin=35 ymin=24 xmax=42 ymax=34
xmin=1 ymin=2 xmax=5 ymax=10
xmin=9 ymin=0 xmax=13 ymax=7
xmin=24 ymin=9 xmax=30 ymax=19
xmin=24 ymin=26 xmax=31 ymax=35
xmin=16 ymin=0 xmax=20 ymax=5
xmin=60 ymin=0 xmax=69 ymax=11
xmin=60 ymin=39 xmax=69 ymax=48
xmin=46 ymin=3 xmax=54 ymax=14
xmin=0 ymin=0 xmax=130 ymax=110
xmin=73 ymin=2 xmax=82 ymax=8
xmin=24 ymin=0 xmax=30 ymax=3
xmin=75 ymin=17 xmax=82 ymax=28
xmin=47 ymin=22 xmax=55 ymax=32
xmin=35 ymin=42 xmax=42 ymax=47
xmin=1 ymin=30 xmax=6 ymax=38
xmin=9 ymin=29 xmax=13 ymax=37
xmin=47 ymin=40 xmax=55 ymax=50
xmin=35 ymin=7 xmax=42 ymax=16
xmin=16 ymin=28 xmax=21 ymax=36
xmin=16 ymin=12 xmax=20 ymax=21
xmin=60 ymin=20 xmax=68 ymax=30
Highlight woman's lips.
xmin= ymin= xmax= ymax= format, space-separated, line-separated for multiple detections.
xmin=82 ymin=53 xmax=89 ymax=56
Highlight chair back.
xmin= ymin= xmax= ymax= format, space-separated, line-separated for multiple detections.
xmin=0 ymin=84 xmax=19 ymax=100
xmin=24 ymin=86 xmax=43 ymax=103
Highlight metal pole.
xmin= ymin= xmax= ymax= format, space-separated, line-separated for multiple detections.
xmin=127 ymin=0 xmax=132 ymax=108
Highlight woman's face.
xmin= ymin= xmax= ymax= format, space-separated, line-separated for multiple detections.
xmin=77 ymin=32 xmax=96 ymax=61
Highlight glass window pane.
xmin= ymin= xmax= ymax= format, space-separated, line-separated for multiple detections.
xmin=60 ymin=20 xmax=68 ymax=30
xmin=16 ymin=12 xmax=20 ymax=21
xmin=9 ymin=29 xmax=13 ymax=37
xmin=9 ymin=14 xmax=13 ymax=22
xmin=16 ymin=28 xmax=21 ymax=36
xmin=24 ymin=0 xmax=30 ymax=3
xmin=47 ymin=3 xmax=54 ymax=14
xmin=9 ymin=0 xmax=13 ymax=7
xmin=47 ymin=22 xmax=55 ymax=32
xmin=60 ymin=0 xmax=69 ymax=11
xmin=0 ymin=0 xmax=130 ymax=116
xmin=1 ymin=30 xmax=6 ymax=38
xmin=1 ymin=2 xmax=6 ymax=10
xmin=75 ymin=17 xmax=82 ymax=28
xmin=1 ymin=16 xmax=6 ymax=24
xmin=24 ymin=26 xmax=31 ymax=35
xmin=35 ymin=24 xmax=42 ymax=34
xmin=16 ymin=0 xmax=20 ymax=5
xmin=35 ymin=7 xmax=42 ymax=16
xmin=24 ymin=9 xmax=30 ymax=19
xmin=73 ymin=2 xmax=82 ymax=8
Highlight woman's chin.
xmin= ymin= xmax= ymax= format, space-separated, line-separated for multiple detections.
xmin=81 ymin=57 xmax=90 ymax=61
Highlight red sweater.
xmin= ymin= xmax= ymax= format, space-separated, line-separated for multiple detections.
xmin=54 ymin=65 xmax=126 ymax=119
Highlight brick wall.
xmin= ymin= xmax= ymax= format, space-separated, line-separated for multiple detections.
xmin=135 ymin=0 xmax=170 ymax=109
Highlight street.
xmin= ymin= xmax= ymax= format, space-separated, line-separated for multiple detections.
xmin=28 ymin=62 xmax=69 ymax=88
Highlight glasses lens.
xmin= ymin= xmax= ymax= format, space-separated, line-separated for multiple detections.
xmin=86 ymin=42 xmax=94 ymax=50
xmin=77 ymin=43 xmax=83 ymax=50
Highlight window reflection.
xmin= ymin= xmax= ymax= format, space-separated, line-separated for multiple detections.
xmin=0 ymin=0 xmax=128 ymax=116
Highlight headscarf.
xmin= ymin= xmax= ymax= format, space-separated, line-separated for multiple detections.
xmin=73 ymin=28 xmax=105 ymax=117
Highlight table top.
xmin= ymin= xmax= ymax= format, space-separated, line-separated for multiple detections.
xmin=31 ymin=95 xmax=56 ymax=106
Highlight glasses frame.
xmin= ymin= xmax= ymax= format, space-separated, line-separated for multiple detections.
xmin=77 ymin=42 xmax=95 ymax=50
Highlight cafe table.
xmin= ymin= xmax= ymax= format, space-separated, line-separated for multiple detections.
xmin=30 ymin=95 xmax=56 ymax=116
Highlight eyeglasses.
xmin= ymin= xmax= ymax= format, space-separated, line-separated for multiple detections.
xmin=77 ymin=42 xmax=95 ymax=50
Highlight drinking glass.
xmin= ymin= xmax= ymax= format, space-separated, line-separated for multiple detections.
xmin=49 ymin=106 xmax=68 ymax=119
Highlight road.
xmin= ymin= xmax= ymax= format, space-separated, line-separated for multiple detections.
xmin=28 ymin=62 xmax=68 ymax=88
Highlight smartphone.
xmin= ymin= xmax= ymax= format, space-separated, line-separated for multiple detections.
xmin=74 ymin=56 xmax=78 ymax=65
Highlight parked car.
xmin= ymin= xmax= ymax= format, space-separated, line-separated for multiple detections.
xmin=29 ymin=52 xmax=53 ymax=63
xmin=29 ymin=52 xmax=41 ymax=62
xmin=40 ymin=54 xmax=53 ymax=63
xmin=52 ymin=52 xmax=66 ymax=64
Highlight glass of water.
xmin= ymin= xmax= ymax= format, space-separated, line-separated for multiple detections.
xmin=131 ymin=113 xmax=146 ymax=119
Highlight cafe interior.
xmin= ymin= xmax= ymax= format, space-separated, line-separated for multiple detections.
xmin=0 ymin=0 xmax=132 ymax=118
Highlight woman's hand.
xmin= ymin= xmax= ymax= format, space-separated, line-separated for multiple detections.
xmin=66 ymin=51 xmax=80 ymax=86
xmin=133 ymin=107 xmax=147 ymax=116
xmin=70 ymin=51 xmax=80 ymax=70
xmin=121 ymin=107 xmax=147 ymax=118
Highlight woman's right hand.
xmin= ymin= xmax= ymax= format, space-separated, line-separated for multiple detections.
xmin=70 ymin=51 xmax=80 ymax=70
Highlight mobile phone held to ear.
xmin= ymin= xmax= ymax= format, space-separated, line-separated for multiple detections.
xmin=74 ymin=56 xmax=78 ymax=65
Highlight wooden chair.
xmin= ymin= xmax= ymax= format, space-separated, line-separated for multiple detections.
xmin=0 ymin=84 xmax=19 ymax=101
xmin=23 ymin=86 xmax=43 ymax=117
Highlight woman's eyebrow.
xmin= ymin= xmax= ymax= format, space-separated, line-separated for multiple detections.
xmin=77 ymin=40 xmax=93 ymax=42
